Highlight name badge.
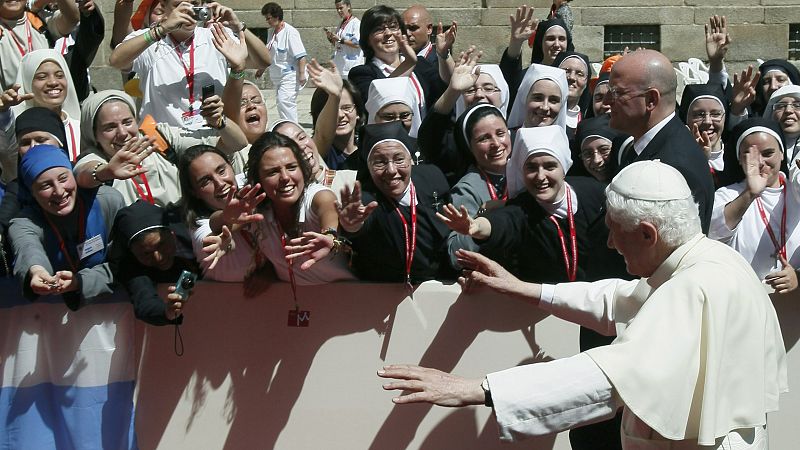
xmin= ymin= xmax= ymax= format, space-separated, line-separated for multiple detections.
xmin=181 ymin=109 xmax=205 ymax=129
xmin=77 ymin=235 xmax=104 ymax=260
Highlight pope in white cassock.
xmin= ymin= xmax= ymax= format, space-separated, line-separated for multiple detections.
xmin=379 ymin=160 xmax=788 ymax=450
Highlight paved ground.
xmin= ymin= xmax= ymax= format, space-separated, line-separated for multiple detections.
xmin=255 ymin=80 xmax=317 ymax=130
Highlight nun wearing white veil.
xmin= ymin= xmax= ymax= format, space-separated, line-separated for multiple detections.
xmin=506 ymin=63 xmax=569 ymax=132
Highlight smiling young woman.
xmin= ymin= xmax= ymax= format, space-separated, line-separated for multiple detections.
xmin=8 ymin=145 xmax=124 ymax=309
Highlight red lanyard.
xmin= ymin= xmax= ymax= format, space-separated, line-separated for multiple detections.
xmin=173 ymin=38 xmax=196 ymax=109
xmin=421 ymin=43 xmax=433 ymax=59
xmin=59 ymin=36 xmax=69 ymax=55
xmin=267 ymin=23 xmax=284 ymax=50
xmin=130 ymin=171 xmax=154 ymax=204
xmin=3 ymin=19 xmax=32 ymax=57
xmin=548 ymin=186 xmax=577 ymax=281
xmin=65 ymin=121 xmax=78 ymax=162
xmin=276 ymin=219 xmax=300 ymax=309
xmin=756 ymin=178 xmax=787 ymax=261
xmin=43 ymin=196 xmax=85 ymax=273
xmin=338 ymin=15 xmax=352 ymax=34
xmin=240 ymin=227 xmax=267 ymax=269
xmin=479 ymin=169 xmax=507 ymax=201
xmin=394 ymin=183 xmax=417 ymax=284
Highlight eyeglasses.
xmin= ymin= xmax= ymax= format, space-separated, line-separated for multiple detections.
xmin=689 ymin=110 xmax=725 ymax=122
xmin=369 ymin=156 xmax=410 ymax=171
xmin=371 ymin=22 xmax=400 ymax=36
xmin=563 ymin=68 xmax=587 ymax=80
xmin=604 ymin=86 xmax=650 ymax=103
xmin=773 ymin=102 xmax=800 ymax=113
xmin=464 ymin=84 xmax=501 ymax=97
xmin=340 ymin=104 xmax=356 ymax=113
xmin=240 ymin=97 xmax=264 ymax=107
xmin=378 ymin=111 xmax=413 ymax=122
xmin=580 ymin=146 xmax=612 ymax=161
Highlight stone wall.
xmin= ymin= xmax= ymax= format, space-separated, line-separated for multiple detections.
xmin=90 ymin=0 xmax=800 ymax=90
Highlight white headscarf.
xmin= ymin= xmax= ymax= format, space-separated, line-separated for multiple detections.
xmin=12 ymin=49 xmax=80 ymax=120
xmin=507 ymin=63 xmax=569 ymax=130
xmin=506 ymin=125 xmax=572 ymax=198
xmin=364 ymin=77 xmax=422 ymax=138
xmin=454 ymin=64 xmax=510 ymax=119
xmin=763 ymin=84 xmax=800 ymax=119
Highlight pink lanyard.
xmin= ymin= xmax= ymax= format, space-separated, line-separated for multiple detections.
xmin=394 ymin=183 xmax=417 ymax=284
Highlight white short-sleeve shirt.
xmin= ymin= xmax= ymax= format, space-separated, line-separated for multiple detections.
xmin=126 ymin=27 xmax=232 ymax=129
xmin=266 ymin=22 xmax=306 ymax=80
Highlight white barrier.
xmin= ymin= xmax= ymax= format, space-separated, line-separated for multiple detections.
xmin=3 ymin=279 xmax=797 ymax=449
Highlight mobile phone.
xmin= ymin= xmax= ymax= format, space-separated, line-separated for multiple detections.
xmin=201 ymin=84 xmax=215 ymax=101
xmin=174 ymin=270 xmax=198 ymax=301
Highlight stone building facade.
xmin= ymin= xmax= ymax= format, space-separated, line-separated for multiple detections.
xmin=90 ymin=0 xmax=800 ymax=90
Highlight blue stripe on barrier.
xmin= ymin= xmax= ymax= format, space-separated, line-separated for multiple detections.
xmin=0 ymin=381 xmax=138 ymax=450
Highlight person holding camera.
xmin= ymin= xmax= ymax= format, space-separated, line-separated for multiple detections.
xmin=108 ymin=200 xmax=199 ymax=325
xmin=109 ymin=0 xmax=270 ymax=130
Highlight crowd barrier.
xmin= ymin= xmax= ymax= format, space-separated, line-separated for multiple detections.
xmin=3 ymin=278 xmax=800 ymax=449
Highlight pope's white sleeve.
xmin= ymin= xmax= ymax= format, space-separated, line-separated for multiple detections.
xmin=487 ymin=352 xmax=621 ymax=442
xmin=539 ymin=278 xmax=639 ymax=336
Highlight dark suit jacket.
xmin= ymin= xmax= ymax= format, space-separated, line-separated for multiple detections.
xmin=348 ymin=61 xmax=437 ymax=114
xmin=619 ymin=115 xmax=715 ymax=233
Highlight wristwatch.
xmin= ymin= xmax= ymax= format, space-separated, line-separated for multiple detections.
xmin=481 ymin=378 xmax=493 ymax=407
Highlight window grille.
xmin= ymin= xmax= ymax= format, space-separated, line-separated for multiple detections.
xmin=603 ymin=25 xmax=660 ymax=59
xmin=790 ymin=24 xmax=800 ymax=60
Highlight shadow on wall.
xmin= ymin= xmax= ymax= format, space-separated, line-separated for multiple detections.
xmin=133 ymin=281 xmax=564 ymax=449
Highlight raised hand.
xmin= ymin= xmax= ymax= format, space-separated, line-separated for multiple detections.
xmin=396 ymin=30 xmax=418 ymax=65
xmin=105 ymin=135 xmax=155 ymax=180
xmin=435 ymin=21 xmax=457 ymax=57
xmin=211 ymin=21 xmax=247 ymax=71
xmin=200 ymin=93 xmax=226 ymax=129
xmin=731 ymin=65 xmax=760 ymax=116
xmin=220 ymin=183 xmax=266 ymax=228
xmin=436 ymin=203 xmax=475 ymax=235
xmin=742 ymin=146 xmax=769 ymax=197
xmin=307 ymin=58 xmax=343 ymax=96
xmin=202 ymin=225 xmax=234 ymax=270
xmin=338 ymin=181 xmax=378 ymax=233
xmin=705 ymin=15 xmax=730 ymax=66
xmin=455 ymin=249 xmax=527 ymax=297
xmin=509 ymin=5 xmax=537 ymax=43
xmin=160 ymin=1 xmax=195 ymax=34
xmin=205 ymin=1 xmax=241 ymax=30
xmin=449 ymin=47 xmax=482 ymax=92
xmin=378 ymin=364 xmax=484 ymax=407
xmin=284 ymin=231 xmax=335 ymax=270
xmin=690 ymin=123 xmax=713 ymax=159
xmin=0 ymin=84 xmax=33 ymax=112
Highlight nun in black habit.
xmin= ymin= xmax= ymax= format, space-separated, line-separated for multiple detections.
xmin=339 ymin=122 xmax=455 ymax=283
xmin=108 ymin=200 xmax=199 ymax=325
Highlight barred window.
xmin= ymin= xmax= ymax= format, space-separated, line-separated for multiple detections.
xmin=790 ymin=24 xmax=800 ymax=60
xmin=604 ymin=25 xmax=660 ymax=59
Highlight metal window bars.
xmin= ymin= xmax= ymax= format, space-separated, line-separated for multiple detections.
xmin=603 ymin=25 xmax=660 ymax=59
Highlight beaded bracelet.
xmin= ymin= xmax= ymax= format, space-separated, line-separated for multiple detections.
xmin=91 ymin=162 xmax=105 ymax=183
